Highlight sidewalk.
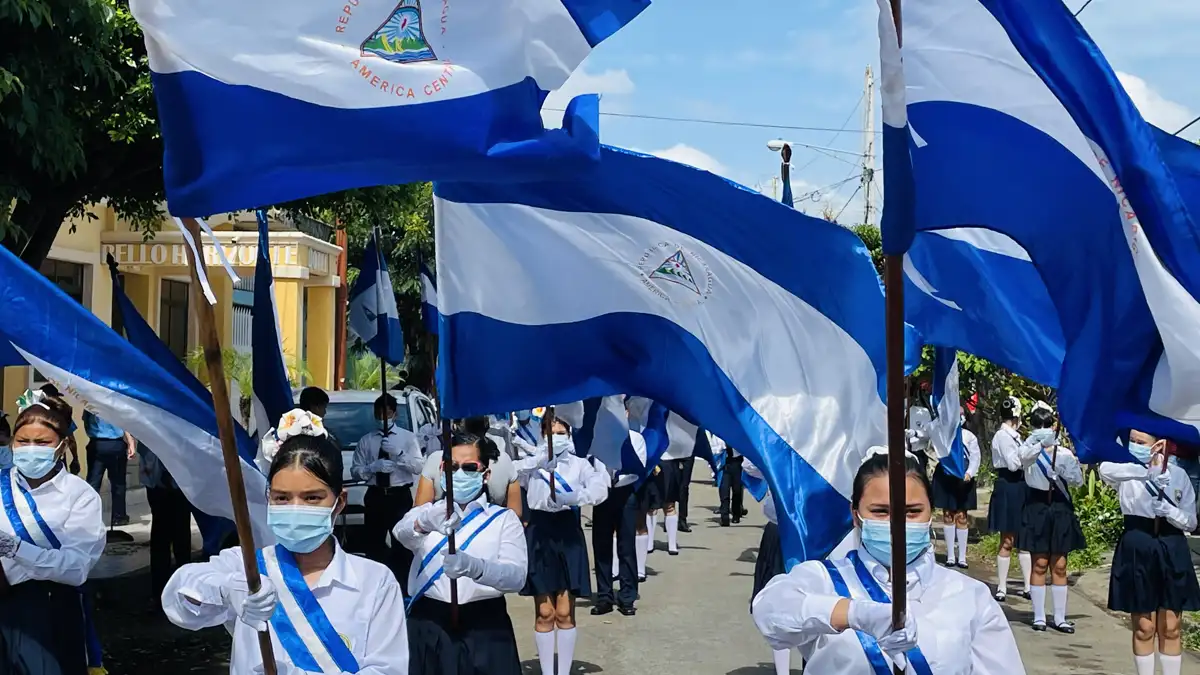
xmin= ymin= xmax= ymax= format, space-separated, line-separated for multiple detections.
xmin=92 ymin=485 xmax=203 ymax=579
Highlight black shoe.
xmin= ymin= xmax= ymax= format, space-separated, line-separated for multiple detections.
xmin=112 ymin=515 xmax=131 ymax=527
xmin=956 ymin=561 xmax=969 ymax=570
xmin=638 ymin=575 xmax=647 ymax=583
xmin=1031 ymin=621 xmax=1047 ymax=632
xmin=617 ymin=605 xmax=636 ymax=616
xmin=720 ymin=515 xmax=731 ymax=527
xmin=993 ymin=590 xmax=1007 ymax=602
xmin=678 ymin=521 xmax=693 ymax=533
xmin=1017 ymin=590 xmax=1032 ymax=600
xmin=943 ymin=559 xmax=957 ymax=568
xmin=668 ymin=550 xmax=679 ymax=556
xmin=731 ymin=516 xmax=741 ymax=524
xmin=590 ymin=603 xmax=614 ymax=616
xmin=1050 ymin=621 xmax=1076 ymax=634
xmin=740 ymin=508 xmax=749 ymax=517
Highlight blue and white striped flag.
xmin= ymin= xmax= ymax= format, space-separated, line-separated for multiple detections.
xmin=434 ymin=146 xmax=921 ymax=566
xmin=571 ymin=396 xmax=630 ymax=471
xmin=420 ymin=257 xmax=438 ymax=336
xmin=252 ymin=210 xmax=295 ymax=437
xmin=349 ymin=230 xmax=405 ymax=365
xmin=0 ymin=246 xmax=272 ymax=544
xmin=929 ymin=347 xmax=968 ymax=479
xmin=129 ymin=0 xmax=649 ymax=216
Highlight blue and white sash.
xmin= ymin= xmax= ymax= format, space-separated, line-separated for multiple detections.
xmin=406 ymin=505 xmax=509 ymax=610
xmin=516 ymin=422 xmax=538 ymax=446
xmin=538 ymin=469 xmax=574 ymax=494
xmin=822 ymin=551 xmax=934 ymax=675
xmin=1143 ymin=470 xmax=1178 ymax=507
xmin=256 ymin=545 xmax=360 ymax=674
xmin=1035 ymin=450 xmax=1072 ymax=503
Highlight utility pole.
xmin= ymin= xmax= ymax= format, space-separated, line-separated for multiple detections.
xmin=861 ymin=65 xmax=876 ymax=228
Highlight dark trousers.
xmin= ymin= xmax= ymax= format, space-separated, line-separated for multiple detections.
xmin=364 ymin=485 xmax=415 ymax=593
xmin=678 ymin=456 xmax=696 ymax=523
xmin=591 ymin=484 xmax=638 ymax=608
xmin=719 ymin=455 xmax=745 ymax=518
xmin=86 ymin=439 xmax=128 ymax=520
xmin=147 ymin=485 xmax=194 ymax=597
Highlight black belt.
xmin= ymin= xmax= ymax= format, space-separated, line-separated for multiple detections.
xmin=1124 ymin=515 xmax=1184 ymax=536
xmin=995 ymin=468 xmax=1025 ymax=481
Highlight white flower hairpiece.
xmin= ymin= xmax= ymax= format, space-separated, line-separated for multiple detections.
xmin=16 ymin=389 xmax=49 ymax=414
xmin=861 ymin=445 xmax=919 ymax=467
xmin=260 ymin=408 xmax=328 ymax=462
xmin=1033 ymin=400 xmax=1054 ymax=413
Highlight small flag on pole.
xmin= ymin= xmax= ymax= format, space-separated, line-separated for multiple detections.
xmin=252 ymin=210 xmax=295 ymax=436
xmin=420 ymin=257 xmax=438 ymax=336
xmin=349 ymin=230 xmax=405 ymax=365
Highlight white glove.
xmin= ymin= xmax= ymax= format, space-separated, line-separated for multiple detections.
xmin=553 ymin=487 xmax=583 ymax=506
xmin=443 ymin=552 xmax=485 ymax=580
xmin=847 ymin=599 xmax=907 ymax=643
xmin=415 ymin=503 xmax=463 ymax=536
xmin=1154 ymin=499 xmax=1174 ymax=518
xmin=537 ymin=451 xmax=563 ymax=472
xmin=1154 ymin=470 xmax=1172 ymax=488
xmin=372 ymin=459 xmax=398 ymax=474
xmin=875 ymin=611 xmax=919 ymax=654
xmin=1028 ymin=428 xmax=1056 ymax=448
xmin=0 ymin=530 xmax=19 ymax=559
xmin=223 ymin=577 xmax=278 ymax=632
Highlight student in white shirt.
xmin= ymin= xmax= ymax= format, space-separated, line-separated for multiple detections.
xmin=394 ymin=430 xmax=527 ymax=675
xmin=1101 ymin=430 xmax=1199 ymax=675
xmin=930 ymin=405 xmax=982 ymax=569
xmin=350 ymin=394 xmax=424 ymax=587
xmin=986 ymin=396 xmax=1033 ymax=601
xmin=514 ymin=418 xmax=609 ymax=675
xmin=752 ymin=448 xmax=1025 ymax=674
xmin=0 ymin=397 xmax=106 ymax=675
xmin=415 ymin=417 xmax=522 ymax=518
xmin=163 ymin=409 xmax=408 ymax=674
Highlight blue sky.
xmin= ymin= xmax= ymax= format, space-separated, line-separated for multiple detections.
xmin=543 ymin=0 xmax=1199 ymax=225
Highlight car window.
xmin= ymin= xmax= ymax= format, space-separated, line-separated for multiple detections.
xmin=323 ymin=401 xmax=413 ymax=450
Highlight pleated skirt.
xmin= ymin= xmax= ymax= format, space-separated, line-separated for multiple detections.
xmin=635 ymin=476 xmax=664 ymax=513
xmin=931 ymin=463 xmax=978 ymax=511
xmin=987 ymin=468 xmax=1028 ymax=533
xmin=657 ymin=459 xmax=688 ymax=504
xmin=751 ymin=521 xmax=786 ymax=610
xmin=1017 ymin=489 xmax=1087 ymax=554
xmin=1108 ymin=516 xmax=1200 ymax=614
xmin=521 ymin=509 xmax=592 ymax=597
xmin=0 ymin=580 xmax=88 ymax=675
xmin=407 ymin=596 xmax=522 ymax=675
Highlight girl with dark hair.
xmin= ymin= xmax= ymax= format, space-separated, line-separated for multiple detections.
xmin=986 ymin=395 xmax=1033 ymax=602
xmin=0 ymin=397 xmax=107 ymax=675
xmin=752 ymin=448 xmax=1024 ymax=674
xmin=931 ymin=405 xmax=981 ymax=569
xmin=1101 ymin=430 xmax=1199 ymax=675
xmin=394 ymin=430 xmax=527 ymax=675
xmin=1015 ymin=401 xmax=1085 ymax=633
xmin=514 ymin=417 xmax=608 ymax=675
xmin=414 ymin=416 xmax=522 ymax=518
xmin=162 ymin=409 xmax=409 ymax=674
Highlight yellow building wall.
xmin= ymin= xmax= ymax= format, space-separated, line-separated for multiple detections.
xmin=275 ymin=279 xmax=304 ymax=383
xmin=306 ymin=286 xmax=336 ymax=389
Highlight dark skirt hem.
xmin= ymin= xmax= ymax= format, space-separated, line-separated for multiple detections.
xmin=520 ymin=510 xmax=592 ymax=597
xmin=1108 ymin=517 xmax=1200 ymax=614
xmin=931 ymin=464 xmax=978 ymax=511
xmin=987 ymin=470 xmax=1028 ymax=533
xmin=0 ymin=580 xmax=89 ymax=675
xmin=407 ymin=596 xmax=522 ymax=675
xmin=1016 ymin=492 xmax=1087 ymax=554
xmin=657 ymin=459 xmax=688 ymax=504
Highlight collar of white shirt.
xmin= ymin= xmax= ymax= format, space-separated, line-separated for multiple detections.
xmin=435 ymin=492 xmax=491 ymax=520
xmin=1001 ymin=423 xmax=1021 ymax=441
xmin=856 ymin=544 xmax=936 ymax=594
xmin=15 ymin=465 xmax=70 ymax=495
xmin=311 ymin=541 xmax=362 ymax=593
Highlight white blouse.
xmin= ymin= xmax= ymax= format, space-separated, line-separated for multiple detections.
xmin=1 ymin=466 xmax=106 ymax=587
xmin=514 ymin=437 xmax=609 ymax=513
xmin=1099 ymin=461 xmax=1197 ymax=531
xmin=990 ymin=424 xmax=1023 ymax=472
xmin=162 ymin=543 xmax=409 ymax=674
xmin=752 ymin=547 xmax=1025 ymax=674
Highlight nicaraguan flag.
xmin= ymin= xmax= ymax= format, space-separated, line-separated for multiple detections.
xmin=0 ymin=341 xmax=23 ymax=368
xmin=434 ymin=146 xmax=919 ymax=565
xmin=876 ymin=0 xmax=1200 ymax=460
xmin=349 ymin=230 xmax=405 ymax=365
xmin=928 ymin=347 xmax=968 ymax=479
xmin=571 ymin=396 xmax=631 ymax=471
xmin=420 ymin=257 xmax=438 ymax=336
xmin=0 ymin=246 xmax=272 ymax=544
xmin=252 ymin=211 xmax=295 ymax=436
xmin=129 ymin=0 xmax=649 ymax=216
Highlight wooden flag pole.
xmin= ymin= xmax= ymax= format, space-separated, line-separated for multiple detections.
xmin=546 ymin=406 xmax=558 ymax=500
xmin=442 ymin=416 xmax=459 ymax=626
xmin=180 ymin=217 xmax=277 ymax=675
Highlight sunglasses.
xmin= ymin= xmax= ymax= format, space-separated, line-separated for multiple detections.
xmin=449 ymin=461 xmax=484 ymax=473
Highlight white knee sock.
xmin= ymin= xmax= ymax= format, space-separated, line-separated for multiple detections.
xmin=942 ymin=525 xmax=956 ymax=558
xmin=666 ymin=514 xmax=679 ymax=552
xmin=635 ymin=534 xmax=649 ymax=576
xmin=772 ymin=648 xmax=791 ymax=675
xmin=557 ymin=627 xmax=577 ymax=675
xmin=1030 ymin=585 xmax=1047 ymax=625
xmin=1051 ymin=584 xmax=1068 ymax=625
xmin=1134 ymin=653 xmax=1156 ymax=675
xmin=612 ymin=538 xmax=620 ymax=578
xmin=534 ymin=630 xmax=556 ymax=675
xmin=647 ymin=514 xmax=658 ymax=551
xmin=1018 ymin=551 xmax=1032 ymax=592
xmin=1161 ymin=653 xmax=1183 ymax=675
xmin=996 ymin=554 xmax=1011 ymax=594
xmin=956 ymin=528 xmax=969 ymax=563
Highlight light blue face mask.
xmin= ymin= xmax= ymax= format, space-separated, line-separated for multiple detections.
xmin=440 ymin=468 xmax=485 ymax=504
xmin=859 ymin=517 xmax=932 ymax=567
xmin=267 ymin=505 xmax=335 ymax=554
xmin=11 ymin=445 xmax=60 ymax=480
xmin=1129 ymin=442 xmax=1154 ymax=465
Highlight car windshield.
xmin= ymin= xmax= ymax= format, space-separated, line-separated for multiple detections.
xmin=322 ymin=401 xmax=412 ymax=451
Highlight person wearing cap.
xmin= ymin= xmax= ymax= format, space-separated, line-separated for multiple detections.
xmin=987 ymin=396 xmax=1033 ymax=602
xmin=751 ymin=446 xmax=1024 ymax=673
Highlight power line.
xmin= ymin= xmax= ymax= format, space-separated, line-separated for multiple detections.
xmin=1175 ymin=115 xmax=1200 ymax=137
xmin=542 ymin=108 xmax=877 ymax=134
xmin=835 ymin=184 xmax=863 ymax=222
xmin=1073 ymin=0 xmax=1095 ymax=17
xmin=793 ymin=93 xmax=866 ymax=175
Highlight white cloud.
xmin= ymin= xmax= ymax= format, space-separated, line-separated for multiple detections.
xmin=1117 ymin=71 xmax=1196 ymax=132
xmin=644 ymin=144 xmax=729 ymax=176
xmin=541 ymin=67 xmax=635 ymax=128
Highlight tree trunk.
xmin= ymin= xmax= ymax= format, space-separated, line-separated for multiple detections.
xmin=4 ymin=194 xmax=76 ymax=267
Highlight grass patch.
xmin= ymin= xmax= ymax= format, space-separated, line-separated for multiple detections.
xmin=976 ymin=531 xmax=1106 ymax=572
xmin=1184 ymin=612 xmax=1200 ymax=652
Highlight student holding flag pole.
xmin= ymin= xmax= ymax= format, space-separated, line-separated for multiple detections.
xmin=164 ymin=409 xmax=409 ymax=673
xmin=987 ymin=397 xmax=1034 ymax=602
xmin=1100 ymin=431 xmax=1199 ymax=675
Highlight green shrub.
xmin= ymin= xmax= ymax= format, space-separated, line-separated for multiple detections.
xmin=1066 ymin=471 xmax=1123 ymax=571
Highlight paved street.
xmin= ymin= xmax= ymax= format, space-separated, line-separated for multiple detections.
xmin=94 ymin=480 xmax=1196 ymax=674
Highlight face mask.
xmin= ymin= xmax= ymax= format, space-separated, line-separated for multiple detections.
xmin=1129 ymin=442 xmax=1153 ymax=465
xmin=440 ymin=469 xmax=485 ymax=504
xmin=515 ymin=410 xmax=532 ymax=422
xmin=268 ymin=505 xmax=335 ymax=553
xmin=11 ymin=445 xmax=60 ymax=479
xmin=859 ymin=517 xmax=932 ymax=567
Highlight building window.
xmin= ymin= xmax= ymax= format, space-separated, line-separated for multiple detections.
xmin=39 ymin=259 xmax=87 ymax=306
xmin=159 ymin=279 xmax=190 ymax=360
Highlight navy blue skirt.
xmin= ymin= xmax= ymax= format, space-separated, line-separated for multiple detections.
xmin=932 ymin=463 xmax=978 ymax=511
xmin=987 ymin=469 xmax=1028 ymax=533
xmin=657 ymin=458 xmax=688 ymax=504
xmin=1017 ymin=489 xmax=1087 ymax=555
xmin=0 ymin=580 xmax=88 ymax=675
xmin=407 ymin=596 xmax=521 ymax=675
xmin=1109 ymin=516 xmax=1200 ymax=614
xmin=636 ymin=476 xmax=663 ymax=513
xmin=751 ymin=522 xmax=786 ymax=610
xmin=521 ymin=510 xmax=592 ymax=597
